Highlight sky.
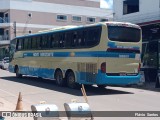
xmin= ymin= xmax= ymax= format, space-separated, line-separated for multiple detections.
xmin=100 ymin=0 xmax=113 ymax=9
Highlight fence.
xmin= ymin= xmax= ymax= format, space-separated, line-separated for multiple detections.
xmin=0 ymin=35 xmax=9 ymax=41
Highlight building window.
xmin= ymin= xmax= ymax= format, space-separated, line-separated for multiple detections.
xmin=87 ymin=17 xmax=96 ymax=23
xmin=72 ymin=16 xmax=82 ymax=22
xmin=57 ymin=15 xmax=67 ymax=21
xmin=123 ymin=0 xmax=139 ymax=15
xmin=100 ymin=18 xmax=108 ymax=22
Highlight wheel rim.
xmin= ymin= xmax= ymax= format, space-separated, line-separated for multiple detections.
xmin=57 ymin=74 xmax=63 ymax=84
xmin=69 ymin=76 xmax=74 ymax=84
xmin=56 ymin=71 xmax=63 ymax=85
xmin=68 ymin=74 xmax=75 ymax=88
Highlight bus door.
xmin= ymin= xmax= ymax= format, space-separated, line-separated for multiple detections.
xmin=142 ymin=40 xmax=158 ymax=82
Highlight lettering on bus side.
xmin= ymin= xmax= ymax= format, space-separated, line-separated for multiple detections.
xmin=119 ymin=55 xmax=129 ymax=58
xmin=40 ymin=53 xmax=54 ymax=57
xmin=33 ymin=53 xmax=40 ymax=57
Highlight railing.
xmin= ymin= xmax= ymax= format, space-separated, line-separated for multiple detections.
xmin=114 ymin=11 xmax=160 ymax=24
xmin=0 ymin=17 xmax=9 ymax=23
xmin=0 ymin=35 xmax=9 ymax=41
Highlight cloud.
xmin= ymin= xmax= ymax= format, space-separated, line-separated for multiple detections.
xmin=100 ymin=0 xmax=113 ymax=9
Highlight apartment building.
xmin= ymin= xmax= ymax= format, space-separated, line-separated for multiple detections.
xmin=113 ymin=0 xmax=160 ymax=83
xmin=0 ymin=0 xmax=113 ymax=58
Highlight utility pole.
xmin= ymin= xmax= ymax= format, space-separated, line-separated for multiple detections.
xmin=13 ymin=21 xmax=16 ymax=37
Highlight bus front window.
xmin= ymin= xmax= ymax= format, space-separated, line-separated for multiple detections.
xmin=108 ymin=26 xmax=141 ymax=42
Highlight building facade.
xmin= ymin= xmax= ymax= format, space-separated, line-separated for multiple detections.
xmin=0 ymin=0 xmax=113 ymax=59
xmin=113 ymin=0 xmax=160 ymax=82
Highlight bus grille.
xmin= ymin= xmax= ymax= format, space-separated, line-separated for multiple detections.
xmin=78 ymin=63 xmax=97 ymax=83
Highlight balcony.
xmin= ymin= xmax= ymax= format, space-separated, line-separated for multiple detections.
xmin=0 ymin=35 xmax=10 ymax=46
xmin=0 ymin=17 xmax=9 ymax=23
xmin=0 ymin=17 xmax=10 ymax=28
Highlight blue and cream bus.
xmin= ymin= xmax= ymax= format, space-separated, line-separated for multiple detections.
xmin=9 ymin=22 xmax=142 ymax=88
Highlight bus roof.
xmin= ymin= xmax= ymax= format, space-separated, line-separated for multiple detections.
xmin=15 ymin=22 xmax=140 ymax=39
xmin=105 ymin=21 xmax=141 ymax=29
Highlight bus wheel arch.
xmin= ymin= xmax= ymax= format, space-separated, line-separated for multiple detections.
xmin=54 ymin=68 xmax=66 ymax=86
xmin=15 ymin=65 xmax=22 ymax=78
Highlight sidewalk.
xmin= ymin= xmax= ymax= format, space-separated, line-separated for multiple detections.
xmin=133 ymin=82 xmax=160 ymax=92
xmin=0 ymin=97 xmax=33 ymax=120
xmin=0 ymin=98 xmax=15 ymax=111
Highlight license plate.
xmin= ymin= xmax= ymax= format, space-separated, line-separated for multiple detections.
xmin=120 ymin=73 xmax=127 ymax=76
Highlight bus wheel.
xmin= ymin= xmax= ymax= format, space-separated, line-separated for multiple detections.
xmin=55 ymin=70 xmax=66 ymax=86
xmin=97 ymin=85 xmax=107 ymax=88
xmin=15 ymin=67 xmax=22 ymax=78
xmin=67 ymin=72 xmax=77 ymax=89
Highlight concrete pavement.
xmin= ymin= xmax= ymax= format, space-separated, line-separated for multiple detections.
xmin=0 ymin=69 xmax=160 ymax=120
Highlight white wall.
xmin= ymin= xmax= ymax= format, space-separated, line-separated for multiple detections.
xmin=9 ymin=0 xmax=111 ymax=17
xmin=113 ymin=0 xmax=160 ymax=24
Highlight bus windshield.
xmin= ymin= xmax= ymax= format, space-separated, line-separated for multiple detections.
xmin=108 ymin=26 xmax=141 ymax=42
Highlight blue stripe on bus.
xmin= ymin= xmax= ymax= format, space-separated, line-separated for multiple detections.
xmin=19 ymin=66 xmax=54 ymax=79
xmin=107 ymin=42 xmax=140 ymax=50
xmin=9 ymin=65 xmax=140 ymax=85
xmin=23 ymin=51 xmax=136 ymax=58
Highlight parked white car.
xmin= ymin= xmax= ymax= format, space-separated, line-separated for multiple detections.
xmin=2 ymin=57 xmax=9 ymax=70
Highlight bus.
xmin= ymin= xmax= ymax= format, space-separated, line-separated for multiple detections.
xmin=9 ymin=22 xmax=142 ymax=89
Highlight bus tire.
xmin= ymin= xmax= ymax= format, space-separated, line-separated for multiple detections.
xmin=55 ymin=70 xmax=66 ymax=86
xmin=97 ymin=85 xmax=107 ymax=88
xmin=67 ymin=72 xmax=77 ymax=89
xmin=15 ymin=66 xmax=22 ymax=78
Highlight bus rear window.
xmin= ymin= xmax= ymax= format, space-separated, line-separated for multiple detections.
xmin=108 ymin=26 xmax=141 ymax=42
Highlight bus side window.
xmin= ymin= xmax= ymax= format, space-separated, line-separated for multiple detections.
xmin=82 ymin=30 xmax=87 ymax=47
xmin=63 ymin=33 xmax=67 ymax=48
xmin=32 ymin=37 xmax=37 ymax=49
xmin=77 ymin=30 xmax=83 ymax=47
xmin=28 ymin=37 xmax=32 ymax=50
xmin=47 ymin=34 xmax=51 ymax=49
xmin=16 ymin=39 xmax=22 ymax=50
xmin=59 ymin=33 xmax=66 ymax=48
xmin=86 ymin=27 xmax=100 ymax=46
xmin=24 ymin=38 xmax=28 ymax=50
xmin=71 ymin=31 xmax=78 ymax=47
xmin=37 ymin=36 xmax=41 ymax=49
xmin=55 ymin=33 xmax=60 ymax=48
xmin=41 ymin=35 xmax=47 ymax=49
xmin=50 ymin=34 xmax=55 ymax=48
xmin=92 ymin=28 xmax=100 ymax=44
xmin=16 ymin=39 xmax=18 ymax=50
xmin=65 ymin=32 xmax=72 ymax=48
xmin=21 ymin=39 xmax=24 ymax=50
xmin=86 ymin=28 xmax=93 ymax=46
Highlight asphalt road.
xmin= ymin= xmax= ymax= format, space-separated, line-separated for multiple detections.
xmin=0 ymin=69 xmax=160 ymax=120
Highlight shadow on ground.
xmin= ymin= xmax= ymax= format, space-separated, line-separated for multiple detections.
xmin=1 ymin=76 xmax=133 ymax=96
